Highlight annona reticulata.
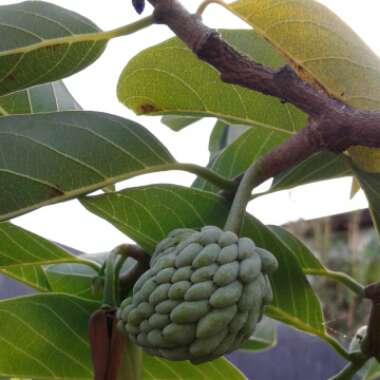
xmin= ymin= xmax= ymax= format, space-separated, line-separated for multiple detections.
xmin=117 ymin=226 xmax=278 ymax=363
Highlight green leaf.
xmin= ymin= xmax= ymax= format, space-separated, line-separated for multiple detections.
xmin=352 ymin=166 xmax=380 ymax=235
xmin=228 ymin=0 xmax=380 ymax=172
xmin=118 ymin=29 xmax=306 ymax=135
xmin=0 ymin=222 xmax=98 ymax=292
xmin=0 ymin=293 xmax=99 ymax=379
xmin=269 ymin=225 xmax=364 ymax=296
xmin=196 ymin=137 xmax=350 ymax=195
xmin=0 ymin=111 xmax=175 ymax=221
xmin=46 ymin=253 xmax=136 ymax=300
xmin=363 ymin=360 xmax=380 ymax=380
xmin=45 ymin=262 xmax=98 ymax=299
xmin=81 ymin=185 xmax=325 ymax=337
xmin=0 ymin=222 xmax=88 ymax=269
xmin=0 ymin=1 xmax=107 ymax=96
xmin=208 ymin=120 xmax=230 ymax=159
xmin=0 ymin=81 xmax=81 ymax=116
xmin=269 ymin=225 xmax=324 ymax=272
xmin=161 ymin=115 xmax=201 ymax=131
xmin=194 ymin=126 xmax=289 ymax=192
xmin=268 ymin=152 xmax=352 ymax=193
xmin=242 ymin=218 xmax=324 ymax=335
xmin=239 ymin=317 xmax=277 ymax=352
xmin=193 ymin=120 xmax=249 ymax=190
xmin=143 ymin=355 xmax=246 ymax=380
xmin=2 ymin=266 xmax=50 ymax=292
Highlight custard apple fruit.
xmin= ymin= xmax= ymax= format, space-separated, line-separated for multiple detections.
xmin=117 ymin=226 xmax=278 ymax=363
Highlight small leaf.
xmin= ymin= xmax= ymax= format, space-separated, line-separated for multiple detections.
xmin=0 ymin=111 xmax=175 ymax=221
xmin=194 ymin=125 xmax=289 ymax=192
xmin=352 ymin=166 xmax=380 ymax=236
xmin=132 ymin=0 xmax=145 ymax=15
xmin=268 ymin=152 xmax=351 ymax=194
xmin=46 ymin=253 xmax=136 ymax=300
xmin=0 ymin=81 xmax=81 ymax=116
xmin=0 ymin=293 xmax=99 ymax=379
xmin=46 ymin=262 xmax=98 ymax=299
xmin=363 ymin=359 xmax=380 ymax=380
xmin=161 ymin=115 xmax=201 ymax=131
xmin=0 ymin=1 xmax=107 ymax=96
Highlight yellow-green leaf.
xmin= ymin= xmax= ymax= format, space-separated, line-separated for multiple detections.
xmin=228 ymin=0 xmax=380 ymax=172
xmin=118 ymin=29 xmax=306 ymax=135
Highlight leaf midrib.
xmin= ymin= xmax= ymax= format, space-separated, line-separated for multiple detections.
xmin=0 ymin=29 xmax=110 ymax=58
xmin=0 ymin=163 xmax=200 ymax=221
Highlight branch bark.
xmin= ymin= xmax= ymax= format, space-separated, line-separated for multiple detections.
xmin=147 ymin=0 xmax=380 ymax=186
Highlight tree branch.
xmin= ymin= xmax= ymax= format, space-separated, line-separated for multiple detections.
xmin=147 ymin=0 xmax=380 ymax=188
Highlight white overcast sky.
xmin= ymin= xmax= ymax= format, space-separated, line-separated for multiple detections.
xmin=7 ymin=0 xmax=380 ymax=253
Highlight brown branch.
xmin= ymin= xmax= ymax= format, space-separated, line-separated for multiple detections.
xmin=147 ymin=0 xmax=380 ymax=186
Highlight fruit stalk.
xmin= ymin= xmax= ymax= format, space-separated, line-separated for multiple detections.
xmin=224 ymin=158 xmax=265 ymax=234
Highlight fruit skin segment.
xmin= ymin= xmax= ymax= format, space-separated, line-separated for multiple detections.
xmin=117 ymin=226 xmax=278 ymax=364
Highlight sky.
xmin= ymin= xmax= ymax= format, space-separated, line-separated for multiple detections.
xmin=6 ymin=0 xmax=380 ymax=253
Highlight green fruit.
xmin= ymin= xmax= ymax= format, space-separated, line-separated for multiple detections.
xmin=118 ymin=226 xmax=278 ymax=364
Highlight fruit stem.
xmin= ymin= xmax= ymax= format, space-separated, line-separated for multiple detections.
xmin=224 ymin=158 xmax=264 ymax=234
xmin=102 ymin=250 xmax=119 ymax=307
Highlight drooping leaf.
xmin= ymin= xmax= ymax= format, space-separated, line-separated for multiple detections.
xmin=46 ymin=252 xmax=136 ymax=300
xmin=2 ymin=266 xmax=50 ymax=292
xmin=194 ymin=126 xmax=289 ymax=192
xmin=0 ymin=293 xmax=99 ymax=379
xmin=268 ymin=152 xmax=351 ymax=193
xmin=196 ymin=129 xmax=349 ymax=195
xmin=0 ymin=222 xmax=89 ymax=269
xmin=193 ymin=120 xmax=249 ymax=189
xmin=270 ymin=225 xmax=365 ymax=297
xmin=81 ymin=185 xmax=325 ymax=337
xmin=363 ymin=360 xmax=380 ymax=380
xmin=0 ymin=1 xmax=107 ymax=96
xmin=0 ymin=222 xmax=98 ymax=292
xmin=118 ymin=29 xmax=307 ymax=135
xmin=352 ymin=166 xmax=380 ymax=235
xmin=208 ymin=120 xmax=230 ymax=159
xmin=269 ymin=225 xmax=325 ymax=272
xmin=161 ymin=115 xmax=201 ymax=131
xmin=0 ymin=81 xmax=81 ymax=116
xmin=0 ymin=111 xmax=175 ymax=221
xmin=45 ymin=262 xmax=98 ymax=299
xmin=143 ymin=355 xmax=246 ymax=380
xmin=228 ymin=0 xmax=380 ymax=172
